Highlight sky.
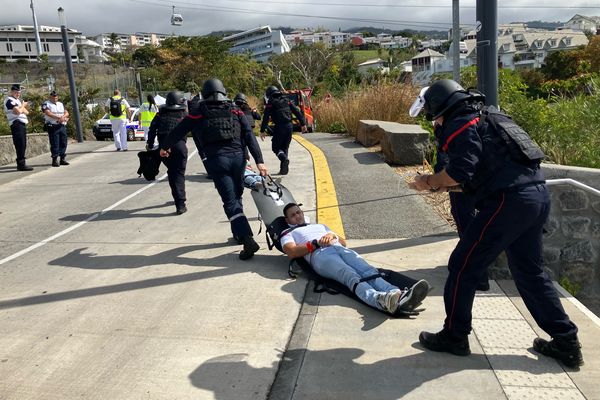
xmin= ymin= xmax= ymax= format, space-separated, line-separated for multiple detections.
xmin=2 ymin=0 xmax=600 ymax=37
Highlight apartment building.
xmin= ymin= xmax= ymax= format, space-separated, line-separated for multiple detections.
xmin=0 ymin=25 xmax=80 ymax=62
xmin=90 ymin=32 xmax=168 ymax=52
xmin=222 ymin=26 xmax=290 ymax=63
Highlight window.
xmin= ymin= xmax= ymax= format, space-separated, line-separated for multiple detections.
xmin=6 ymin=43 xmax=12 ymax=52
xmin=43 ymin=43 xmax=49 ymax=52
xmin=565 ymin=38 xmax=572 ymax=45
xmin=25 ymin=43 xmax=31 ymax=52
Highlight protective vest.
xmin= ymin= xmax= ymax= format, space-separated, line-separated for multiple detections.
xmin=462 ymin=107 xmax=544 ymax=195
xmin=197 ymin=103 xmax=241 ymax=146
xmin=109 ymin=96 xmax=127 ymax=120
xmin=156 ymin=109 xmax=186 ymax=148
xmin=243 ymin=109 xmax=256 ymax=128
xmin=270 ymin=97 xmax=292 ymax=124
xmin=3 ymin=96 xmax=28 ymax=125
xmin=139 ymin=102 xmax=158 ymax=128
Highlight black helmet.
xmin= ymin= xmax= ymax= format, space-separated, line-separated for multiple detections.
xmin=265 ymin=85 xmax=280 ymax=99
xmin=201 ymin=78 xmax=228 ymax=101
xmin=233 ymin=93 xmax=248 ymax=105
xmin=423 ymin=79 xmax=476 ymax=121
xmin=163 ymin=91 xmax=185 ymax=110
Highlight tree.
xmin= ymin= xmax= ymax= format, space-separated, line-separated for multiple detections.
xmin=584 ymin=36 xmax=600 ymax=73
xmin=268 ymin=43 xmax=335 ymax=89
xmin=542 ymin=49 xmax=587 ymax=80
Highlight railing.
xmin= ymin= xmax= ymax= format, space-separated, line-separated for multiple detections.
xmin=546 ymin=178 xmax=600 ymax=197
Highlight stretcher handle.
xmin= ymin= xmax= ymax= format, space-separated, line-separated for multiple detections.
xmin=261 ymin=174 xmax=283 ymax=197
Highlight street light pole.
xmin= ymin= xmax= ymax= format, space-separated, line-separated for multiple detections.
xmin=58 ymin=7 xmax=83 ymax=142
xmin=30 ymin=0 xmax=43 ymax=57
xmin=452 ymin=0 xmax=461 ymax=83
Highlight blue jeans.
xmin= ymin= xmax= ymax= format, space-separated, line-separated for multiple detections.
xmin=205 ymin=152 xmax=252 ymax=238
xmin=311 ymin=245 xmax=399 ymax=310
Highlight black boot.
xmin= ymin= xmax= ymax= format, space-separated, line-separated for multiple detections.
xmin=17 ymin=162 xmax=33 ymax=171
xmin=60 ymin=157 xmax=70 ymax=166
xmin=52 ymin=157 xmax=60 ymax=167
xmin=176 ymin=204 xmax=187 ymax=215
xmin=239 ymin=236 xmax=259 ymax=260
xmin=278 ymin=159 xmax=289 ymax=175
xmin=533 ymin=335 xmax=584 ymax=368
xmin=419 ymin=329 xmax=471 ymax=356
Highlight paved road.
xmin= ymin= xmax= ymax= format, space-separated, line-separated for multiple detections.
xmin=0 ymin=135 xmax=598 ymax=400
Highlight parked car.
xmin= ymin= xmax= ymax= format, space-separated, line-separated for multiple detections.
xmin=93 ymin=108 xmax=145 ymax=141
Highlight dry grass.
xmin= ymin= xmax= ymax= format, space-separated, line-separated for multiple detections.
xmin=314 ymin=82 xmax=419 ymax=135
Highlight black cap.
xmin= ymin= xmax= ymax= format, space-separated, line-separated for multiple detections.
xmin=10 ymin=84 xmax=21 ymax=91
xmin=50 ymin=90 xmax=58 ymax=96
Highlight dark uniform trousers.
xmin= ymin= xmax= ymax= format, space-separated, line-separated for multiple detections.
xmin=444 ymin=184 xmax=578 ymax=339
xmin=161 ymin=140 xmax=188 ymax=208
xmin=48 ymin=124 xmax=68 ymax=158
xmin=204 ymin=151 xmax=252 ymax=238
xmin=271 ymin=122 xmax=293 ymax=161
xmin=11 ymin=120 xmax=27 ymax=164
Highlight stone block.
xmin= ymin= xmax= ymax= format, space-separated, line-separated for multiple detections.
xmin=592 ymin=201 xmax=600 ymax=215
xmin=558 ymin=190 xmax=589 ymax=211
xmin=543 ymin=247 xmax=561 ymax=264
xmin=561 ymin=240 xmax=596 ymax=263
xmin=560 ymin=216 xmax=591 ymax=239
xmin=543 ymin=216 xmax=560 ymax=238
xmin=379 ymin=123 xmax=429 ymax=165
xmin=356 ymin=120 xmax=385 ymax=146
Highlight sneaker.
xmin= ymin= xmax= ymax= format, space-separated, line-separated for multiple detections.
xmin=176 ymin=205 xmax=187 ymax=215
xmin=278 ymin=159 xmax=289 ymax=175
xmin=398 ymin=279 xmax=430 ymax=312
xmin=377 ymin=289 xmax=402 ymax=313
xmin=116 ymin=148 xmax=121 ymax=151
xmin=419 ymin=329 xmax=471 ymax=356
xmin=52 ymin=158 xmax=60 ymax=167
xmin=122 ymin=149 xmax=128 ymax=152
xmin=239 ymin=236 xmax=260 ymax=260
xmin=60 ymin=158 xmax=70 ymax=166
xmin=533 ymin=336 xmax=584 ymax=368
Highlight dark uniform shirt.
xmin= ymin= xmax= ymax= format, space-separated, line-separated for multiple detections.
xmin=438 ymin=108 xmax=544 ymax=203
xmin=162 ymin=101 xmax=264 ymax=164
xmin=260 ymin=97 xmax=306 ymax=133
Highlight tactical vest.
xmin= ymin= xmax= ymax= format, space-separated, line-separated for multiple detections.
xmin=243 ymin=109 xmax=256 ymax=128
xmin=156 ymin=109 xmax=186 ymax=147
xmin=199 ymin=103 xmax=241 ymax=145
xmin=463 ymin=107 xmax=544 ymax=195
xmin=270 ymin=97 xmax=292 ymax=124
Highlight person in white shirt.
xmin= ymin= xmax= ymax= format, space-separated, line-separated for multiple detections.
xmin=105 ymin=89 xmax=132 ymax=151
xmin=280 ymin=203 xmax=429 ymax=314
xmin=42 ymin=90 xmax=70 ymax=167
xmin=3 ymin=84 xmax=33 ymax=171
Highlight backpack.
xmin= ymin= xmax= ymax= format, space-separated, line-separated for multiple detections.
xmin=270 ymin=96 xmax=292 ymax=124
xmin=478 ymin=106 xmax=544 ymax=165
xmin=109 ymin=97 xmax=123 ymax=117
xmin=136 ymin=150 xmax=161 ymax=181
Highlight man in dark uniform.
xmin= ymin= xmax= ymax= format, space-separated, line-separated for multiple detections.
xmin=160 ymin=79 xmax=268 ymax=260
xmin=234 ymin=93 xmax=261 ymax=129
xmin=3 ymin=84 xmax=33 ymax=171
xmin=409 ymin=79 xmax=583 ymax=368
xmin=259 ymin=86 xmax=307 ymax=175
xmin=147 ymin=91 xmax=188 ymax=215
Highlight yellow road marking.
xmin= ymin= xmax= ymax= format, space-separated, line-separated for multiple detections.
xmin=293 ymin=134 xmax=345 ymax=238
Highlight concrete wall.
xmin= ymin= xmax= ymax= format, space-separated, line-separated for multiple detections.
xmin=0 ymin=133 xmax=49 ymax=165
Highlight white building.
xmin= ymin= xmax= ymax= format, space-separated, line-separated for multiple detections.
xmin=90 ymin=32 xmax=168 ymax=52
xmin=563 ymin=14 xmax=600 ymax=34
xmin=0 ymin=25 xmax=81 ymax=62
xmin=357 ymin=58 xmax=388 ymax=76
xmin=222 ymin=26 xmax=290 ymax=63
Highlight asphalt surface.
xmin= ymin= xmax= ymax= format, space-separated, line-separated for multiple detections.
xmin=0 ymin=133 xmax=598 ymax=400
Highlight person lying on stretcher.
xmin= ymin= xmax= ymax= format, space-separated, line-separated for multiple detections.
xmin=280 ymin=203 xmax=430 ymax=314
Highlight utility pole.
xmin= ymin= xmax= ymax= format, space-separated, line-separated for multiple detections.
xmin=476 ymin=0 xmax=498 ymax=107
xmin=58 ymin=7 xmax=84 ymax=142
xmin=452 ymin=0 xmax=461 ymax=83
xmin=30 ymin=0 xmax=43 ymax=57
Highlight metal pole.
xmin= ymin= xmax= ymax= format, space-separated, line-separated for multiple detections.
xmin=58 ymin=8 xmax=84 ymax=142
xmin=30 ymin=0 xmax=43 ymax=57
xmin=452 ymin=0 xmax=460 ymax=83
xmin=476 ymin=0 xmax=498 ymax=107
xmin=135 ymin=71 xmax=143 ymax=104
